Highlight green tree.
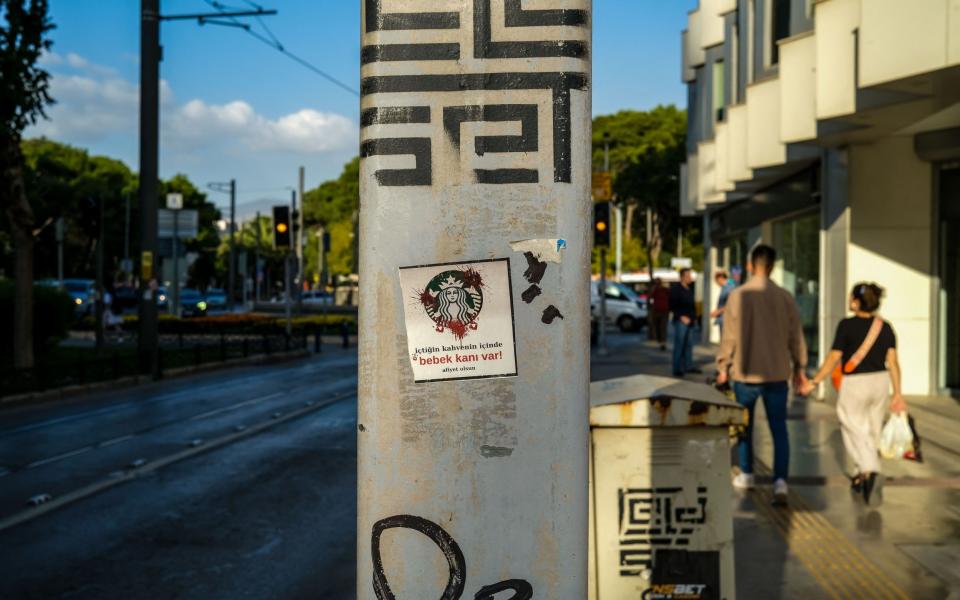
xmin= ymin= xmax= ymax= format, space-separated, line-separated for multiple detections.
xmin=592 ymin=106 xmax=693 ymax=276
xmin=1 ymin=0 xmax=54 ymax=368
xmin=21 ymin=138 xmax=137 ymax=279
xmin=302 ymin=157 xmax=359 ymax=279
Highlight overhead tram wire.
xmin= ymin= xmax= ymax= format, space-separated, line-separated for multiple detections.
xmin=201 ymin=0 xmax=359 ymax=97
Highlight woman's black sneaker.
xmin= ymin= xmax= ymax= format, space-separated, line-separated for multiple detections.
xmin=862 ymin=472 xmax=883 ymax=506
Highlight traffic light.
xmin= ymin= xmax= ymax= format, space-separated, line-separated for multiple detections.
xmin=273 ymin=205 xmax=291 ymax=250
xmin=594 ymin=201 xmax=611 ymax=247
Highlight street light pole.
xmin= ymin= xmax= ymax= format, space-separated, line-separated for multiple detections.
xmin=228 ymin=178 xmax=236 ymax=312
xmin=138 ymin=0 xmax=160 ymax=377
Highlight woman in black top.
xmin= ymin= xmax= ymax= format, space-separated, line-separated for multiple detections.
xmin=803 ymin=283 xmax=905 ymax=505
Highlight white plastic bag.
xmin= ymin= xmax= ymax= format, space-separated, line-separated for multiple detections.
xmin=879 ymin=413 xmax=914 ymax=459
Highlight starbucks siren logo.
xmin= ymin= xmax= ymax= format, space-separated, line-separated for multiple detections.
xmin=418 ymin=268 xmax=484 ymax=340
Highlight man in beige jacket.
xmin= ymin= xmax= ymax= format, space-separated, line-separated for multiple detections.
xmin=716 ymin=245 xmax=808 ymax=505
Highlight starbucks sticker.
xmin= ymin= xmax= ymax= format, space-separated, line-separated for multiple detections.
xmin=399 ymin=258 xmax=517 ymax=382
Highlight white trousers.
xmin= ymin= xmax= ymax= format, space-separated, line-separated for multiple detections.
xmin=836 ymin=371 xmax=890 ymax=474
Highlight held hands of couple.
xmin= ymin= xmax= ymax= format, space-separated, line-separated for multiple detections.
xmin=794 ymin=371 xmax=812 ymax=396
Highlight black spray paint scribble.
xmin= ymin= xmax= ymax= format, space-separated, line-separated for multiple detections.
xmin=371 ymin=514 xmax=532 ymax=599
xmin=541 ymin=305 xmax=563 ymax=324
xmin=520 ymin=284 xmax=541 ymax=304
xmin=522 ymin=251 xmax=547 ymax=284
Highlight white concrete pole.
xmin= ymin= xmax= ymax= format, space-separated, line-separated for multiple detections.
xmin=357 ymin=1 xmax=592 ymax=598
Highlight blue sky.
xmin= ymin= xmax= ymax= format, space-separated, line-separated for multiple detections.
xmin=28 ymin=1 xmax=690 ymax=220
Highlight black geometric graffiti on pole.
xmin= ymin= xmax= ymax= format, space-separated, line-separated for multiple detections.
xmin=360 ymin=0 xmax=590 ymax=186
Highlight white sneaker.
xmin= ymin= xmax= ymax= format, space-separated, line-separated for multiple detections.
xmin=773 ymin=479 xmax=789 ymax=506
xmin=732 ymin=473 xmax=755 ymax=490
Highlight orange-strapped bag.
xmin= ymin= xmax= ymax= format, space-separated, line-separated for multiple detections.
xmin=831 ymin=317 xmax=883 ymax=390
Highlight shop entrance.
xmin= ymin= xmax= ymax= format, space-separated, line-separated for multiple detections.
xmin=939 ymin=164 xmax=960 ymax=391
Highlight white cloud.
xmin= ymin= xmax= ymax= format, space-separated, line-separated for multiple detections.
xmin=168 ymin=100 xmax=356 ymax=154
xmin=28 ymin=52 xmax=355 ymax=155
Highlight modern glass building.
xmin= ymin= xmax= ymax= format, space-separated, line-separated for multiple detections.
xmin=680 ymin=0 xmax=960 ymax=395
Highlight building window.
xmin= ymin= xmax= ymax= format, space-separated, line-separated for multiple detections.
xmin=731 ymin=24 xmax=739 ymax=103
xmin=747 ymin=0 xmax=755 ymax=82
xmin=770 ymin=0 xmax=791 ymax=65
xmin=712 ymin=60 xmax=726 ymax=122
xmin=772 ymin=211 xmax=820 ymax=363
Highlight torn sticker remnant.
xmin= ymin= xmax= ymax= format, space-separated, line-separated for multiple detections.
xmin=509 ymin=238 xmax=566 ymax=264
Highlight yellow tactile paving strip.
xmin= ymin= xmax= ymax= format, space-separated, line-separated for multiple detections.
xmin=751 ymin=462 xmax=911 ymax=600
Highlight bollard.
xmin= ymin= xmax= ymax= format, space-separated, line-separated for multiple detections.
xmin=357 ymin=2 xmax=592 ymax=597
xmin=314 ymin=327 xmax=322 ymax=353
xmin=340 ymin=320 xmax=349 ymax=349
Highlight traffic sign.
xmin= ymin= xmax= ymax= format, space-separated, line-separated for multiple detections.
xmin=166 ymin=193 xmax=183 ymax=210
xmin=592 ymin=172 xmax=612 ymax=201
xmin=158 ymin=209 xmax=198 ymax=238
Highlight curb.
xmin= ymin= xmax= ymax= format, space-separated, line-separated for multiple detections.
xmin=0 ymin=349 xmax=310 ymax=410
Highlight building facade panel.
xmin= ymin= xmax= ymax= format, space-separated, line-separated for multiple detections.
xmin=726 ymin=104 xmax=753 ymax=182
xmin=860 ymin=0 xmax=951 ymax=87
xmin=814 ymin=0 xmax=858 ymax=119
xmin=682 ymin=0 xmax=958 ymax=395
xmin=746 ymin=78 xmax=787 ymax=168
xmin=779 ymin=33 xmax=816 ymax=142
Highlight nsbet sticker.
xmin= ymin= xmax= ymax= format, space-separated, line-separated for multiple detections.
xmin=399 ymin=258 xmax=518 ymax=383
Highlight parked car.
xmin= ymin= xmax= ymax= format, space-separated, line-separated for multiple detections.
xmin=179 ymin=288 xmax=206 ymax=317
xmin=62 ymin=279 xmax=96 ymax=317
xmin=302 ymin=290 xmax=334 ymax=305
xmin=157 ymin=286 xmax=169 ymax=310
xmin=591 ymin=280 xmax=648 ymax=333
xmin=203 ymin=288 xmax=228 ymax=313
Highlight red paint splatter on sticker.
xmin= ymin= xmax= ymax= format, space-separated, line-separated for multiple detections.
xmin=419 ymin=289 xmax=436 ymax=308
xmin=447 ymin=320 xmax=468 ymax=340
xmin=463 ymin=268 xmax=483 ymax=290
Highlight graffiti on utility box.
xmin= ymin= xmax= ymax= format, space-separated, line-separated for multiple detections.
xmin=618 ymin=486 xmax=709 ymax=576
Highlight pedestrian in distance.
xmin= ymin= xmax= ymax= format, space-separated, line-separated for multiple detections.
xmin=716 ymin=245 xmax=809 ymax=506
xmin=649 ymin=277 xmax=670 ymax=351
xmin=669 ymin=268 xmax=700 ymax=377
xmin=801 ymin=283 xmax=904 ymax=506
xmin=709 ymin=269 xmax=735 ymax=337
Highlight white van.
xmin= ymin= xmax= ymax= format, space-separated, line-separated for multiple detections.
xmin=591 ymin=280 xmax=647 ymax=332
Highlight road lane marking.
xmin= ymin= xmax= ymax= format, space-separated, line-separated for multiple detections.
xmin=8 ymin=384 xmax=354 ymax=472
xmin=188 ymin=392 xmax=282 ymax=421
xmin=0 ymin=355 xmax=356 ymax=436
xmin=752 ymin=462 xmax=911 ymax=600
xmin=25 ymin=447 xmax=93 ymax=469
xmin=98 ymin=434 xmax=135 ymax=448
xmin=0 ymin=391 xmax=356 ymax=533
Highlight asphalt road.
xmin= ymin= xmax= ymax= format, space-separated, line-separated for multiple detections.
xmin=0 ymin=349 xmax=359 ymax=599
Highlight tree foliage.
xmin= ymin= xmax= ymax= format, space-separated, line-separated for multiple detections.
xmin=0 ymin=0 xmax=53 ymax=138
xmin=592 ymin=106 xmax=701 ymax=273
xmin=302 ymin=157 xmax=359 ymax=279
xmin=1 ymin=0 xmax=54 ymax=368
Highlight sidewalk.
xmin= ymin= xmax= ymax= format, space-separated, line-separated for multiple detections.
xmin=591 ymin=330 xmax=960 ymax=600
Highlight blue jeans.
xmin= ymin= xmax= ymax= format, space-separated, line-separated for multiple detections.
xmin=733 ymin=381 xmax=790 ymax=482
xmin=671 ymin=320 xmax=694 ymax=376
